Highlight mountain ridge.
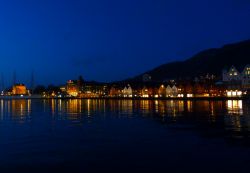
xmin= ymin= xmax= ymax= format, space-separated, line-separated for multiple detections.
xmin=127 ymin=39 xmax=250 ymax=82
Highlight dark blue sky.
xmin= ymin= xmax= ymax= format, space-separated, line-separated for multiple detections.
xmin=1 ymin=0 xmax=250 ymax=86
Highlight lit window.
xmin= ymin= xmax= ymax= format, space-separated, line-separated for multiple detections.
xmin=237 ymin=91 xmax=242 ymax=96
xmin=227 ymin=91 xmax=232 ymax=97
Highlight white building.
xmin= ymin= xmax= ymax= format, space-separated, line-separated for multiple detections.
xmin=165 ymin=85 xmax=179 ymax=97
xmin=222 ymin=65 xmax=250 ymax=89
xmin=172 ymin=85 xmax=178 ymax=97
xmin=123 ymin=84 xmax=133 ymax=97
xmin=222 ymin=66 xmax=242 ymax=82
xmin=166 ymin=85 xmax=172 ymax=97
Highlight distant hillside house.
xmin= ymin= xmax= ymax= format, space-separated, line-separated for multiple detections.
xmin=12 ymin=84 xmax=27 ymax=95
xmin=142 ymin=74 xmax=152 ymax=82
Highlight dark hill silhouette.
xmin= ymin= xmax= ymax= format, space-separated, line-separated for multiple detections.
xmin=128 ymin=39 xmax=250 ymax=82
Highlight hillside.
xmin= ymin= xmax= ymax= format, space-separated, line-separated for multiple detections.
xmin=129 ymin=39 xmax=250 ymax=82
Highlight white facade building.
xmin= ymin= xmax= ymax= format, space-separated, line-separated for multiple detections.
xmin=222 ymin=65 xmax=250 ymax=89
xmin=123 ymin=84 xmax=133 ymax=97
xmin=222 ymin=66 xmax=242 ymax=82
xmin=165 ymin=85 xmax=179 ymax=97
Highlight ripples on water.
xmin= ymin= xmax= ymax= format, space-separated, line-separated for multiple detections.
xmin=0 ymin=99 xmax=250 ymax=172
xmin=1 ymin=99 xmax=249 ymax=130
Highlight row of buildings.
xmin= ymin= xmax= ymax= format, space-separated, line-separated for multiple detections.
xmin=3 ymin=84 xmax=28 ymax=96
xmin=60 ymin=80 xmax=235 ymax=98
xmin=222 ymin=65 xmax=250 ymax=88
xmin=60 ymin=65 xmax=249 ymax=98
xmin=3 ymin=65 xmax=250 ymax=98
xmin=222 ymin=65 xmax=250 ymax=97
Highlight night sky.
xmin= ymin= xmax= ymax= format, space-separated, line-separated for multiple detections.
xmin=1 ymin=0 xmax=250 ymax=86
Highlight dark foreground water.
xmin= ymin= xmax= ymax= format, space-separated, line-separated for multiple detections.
xmin=0 ymin=99 xmax=250 ymax=173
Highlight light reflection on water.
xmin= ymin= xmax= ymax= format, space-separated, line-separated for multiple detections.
xmin=1 ymin=99 xmax=250 ymax=172
xmin=0 ymin=99 xmax=250 ymax=135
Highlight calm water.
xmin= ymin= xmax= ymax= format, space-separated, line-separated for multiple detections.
xmin=0 ymin=99 xmax=250 ymax=173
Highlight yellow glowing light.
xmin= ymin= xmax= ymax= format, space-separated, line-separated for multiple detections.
xmin=237 ymin=91 xmax=242 ymax=96
xmin=227 ymin=91 xmax=232 ymax=97
xmin=178 ymin=94 xmax=184 ymax=98
xmin=232 ymin=91 xmax=237 ymax=96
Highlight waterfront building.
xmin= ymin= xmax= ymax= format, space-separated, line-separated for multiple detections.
xmin=109 ymin=87 xmax=119 ymax=97
xmin=141 ymin=86 xmax=150 ymax=98
xmin=66 ymin=80 xmax=79 ymax=97
xmin=172 ymin=85 xmax=178 ymax=97
xmin=222 ymin=64 xmax=250 ymax=96
xmin=226 ymin=90 xmax=242 ymax=97
xmin=222 ymin=65 xmax=250 ymax=89
xmin=12 ymin=84 xmax=27 ymax=95
xmin=166 ymin=85 xmax=172 ymax=97
xmin=123 ymin=84 xmax=133 ymax=97
xmin=158 ymin=85 xmax=166 ymax=97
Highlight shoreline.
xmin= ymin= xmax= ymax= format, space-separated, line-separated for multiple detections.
xmin=0 ymin=96 xmax=249 ymax=101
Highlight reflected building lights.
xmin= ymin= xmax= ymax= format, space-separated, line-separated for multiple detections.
xmin=9 ymin=100 xmax=31 ymax=122
xmin=154 ymin=100 xmax=159 ymax=113
xmin=187 ymin=101 xmax=193 ymax=112
xmin=51 ymin=99 xmax=55 ymax=115
xmin=227 ymin=100 xmax=243 ymax=115
xmin=1 ymin=100 xmax=3 ymax=119
xmin=87 ymin=99 xmax=90 ymax=116
xmin=141 ymin=100 xmax=150 ymax=114
xmin=27 ymin=99 xmax=31 ymax=115
xmin=0 ymin=99 xmax=249 ymax=137
xmin=58 ymin=99 xmax=62 ymax=114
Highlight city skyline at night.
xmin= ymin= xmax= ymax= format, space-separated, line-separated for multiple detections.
xmin=1 ymin=1 xmax=250 ymax=172
xmin=1 ymin=0 xmax=250 ymax=86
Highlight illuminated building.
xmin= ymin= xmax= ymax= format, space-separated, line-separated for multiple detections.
xmin=165 ymin=85 xmax=179 ymax=97
xmin=66 ymin=80 xmax=79 ymax=97
xmin=172 ymin=85 xmax=178 ymax=97
xmin=12 ymin=84 xmax=27 ymax=95
xmin=141 ymin=86 xmax=149 ymax=98
xmin=109 ymin=85 xmax=124 ymax=97
xmin=222 ymin=64 xmax=250 ymax=90
xmin=184 ymin=84 xmax=193 ymax=97
xmin=109 ymin=87 xmax=117 ymax=97
xmin=166 ymin=85 xmax=172 ymax=97
xmin=222 ymin=66 xmax=242 ymax=81
xmin=60 ymin=86 xmax=66 ymax=92
xmin=158 ymin=85 xmax=166 ymax=97
xmin=122 ymin=84 xmax=133 ymax=97
xmin=226 ymin=90 xmax=242 ymax=97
